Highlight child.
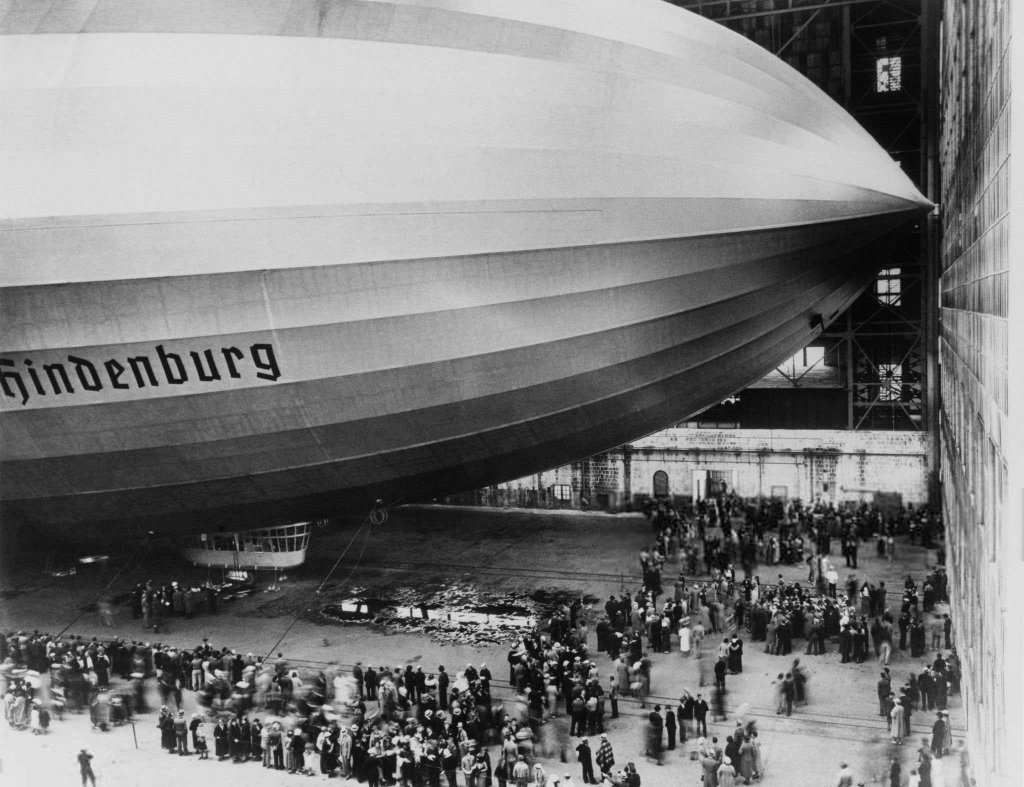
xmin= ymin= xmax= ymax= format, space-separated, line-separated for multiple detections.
xmin=196 ymin=731 xmax=209 ymax=760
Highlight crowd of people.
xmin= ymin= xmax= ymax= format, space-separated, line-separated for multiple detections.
xmin=2 ymin=494 xmax=955 ymax=787
xmin=3 ymin=610 xmax=653 ymax=787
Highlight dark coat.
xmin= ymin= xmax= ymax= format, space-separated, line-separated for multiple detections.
xmin=213 ymin=722 xmax=229 ymax=757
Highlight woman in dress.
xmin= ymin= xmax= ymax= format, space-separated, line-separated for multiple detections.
xmin=161 ymin=708 xmax=179 ymax=753
xmin=678 ymin=618 xmax=691 ymax=656
xmin=717 ymin=756 xmax=737 ymax=787
xmin=890 ymin=701 xmax=905 ymax=744
xmin=738 ymin=736 xmax=754 ymax=785
xmin=728 ymin=638 xmax=744 ymax=674
xmin=750 ymin=730 xmax=764 ymax=779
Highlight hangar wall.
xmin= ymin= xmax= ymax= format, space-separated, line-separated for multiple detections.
xmin=937 ymin=0 xmax=1022 ymax=783
xmin=457 ymin=429 xmax=928 ymax=510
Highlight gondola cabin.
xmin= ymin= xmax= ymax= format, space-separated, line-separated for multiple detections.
xmin=181 ymin=522 xmax=311 ymax=570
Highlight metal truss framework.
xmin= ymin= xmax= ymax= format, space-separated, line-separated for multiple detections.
xmin=676 ymin=0 xmax=939 ymax=451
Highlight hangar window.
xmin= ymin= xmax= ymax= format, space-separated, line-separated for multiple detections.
xmin=875 ymin=268 xmax=902 ymax=305
xmin=876 ymin=56 xmax=902 ymax=92
xmin=878 ymin=363 xmax=902 ymax=401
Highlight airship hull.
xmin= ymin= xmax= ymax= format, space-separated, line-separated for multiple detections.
xmin=0 ymin=0 xmax=929 ymax=538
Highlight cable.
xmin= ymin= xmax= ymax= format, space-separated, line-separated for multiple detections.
xmin=55 ymin=533 xmax=154 ymax=638
xmin=262 ymin=496 xmax=402 ymax=662
xmin=315 ymin=519 xmax=372 ymax=596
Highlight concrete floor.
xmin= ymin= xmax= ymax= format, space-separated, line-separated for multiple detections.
xmin=0 ymin=505 xmax=966 ymax=786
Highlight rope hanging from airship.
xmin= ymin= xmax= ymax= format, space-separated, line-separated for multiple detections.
xmin=259 ymin=496 xmax=403 ymax=664
xmin=55 ymin=532 xmax=156 ymax=639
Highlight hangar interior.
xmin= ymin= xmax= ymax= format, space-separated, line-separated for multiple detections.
xmin=0 ymin=0 xmax=1019 ymax=781
xmin=453 ymin=1 xmax=1021 ymax=783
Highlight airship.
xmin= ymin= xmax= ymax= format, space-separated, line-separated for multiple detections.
xmin=0 ymin=0 xmax=930 ymax=542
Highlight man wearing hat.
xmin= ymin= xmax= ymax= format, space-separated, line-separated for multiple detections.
xmin=576 ymin=738 xmax=596 ymax=784
xmin=693 ymin=694 xmax=709 ymax=737
xmin=173 ymin=709 xmax=190 ymax=755
xmin=931 ymin=711 xmax=948 ymax=758
xmin=437 ymin=666 xmax=449 ymax=709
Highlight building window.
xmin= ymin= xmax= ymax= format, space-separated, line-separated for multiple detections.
xmin=876 ymin=268 xmax=902 ymax=305
xmin=876 ymin=56 xmax=902 ymax=92
xmin=878 ymin=363 xmax=902 ymax=401
xmin=552 ymin=484 xmax=572 ymax=501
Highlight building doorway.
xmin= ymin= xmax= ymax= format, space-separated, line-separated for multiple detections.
xmin=652 ymin=470 xmax=669 ymax=498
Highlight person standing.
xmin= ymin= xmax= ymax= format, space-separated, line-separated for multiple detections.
xmin=576 ymin=738 xmax=596 ymax=784
xmin=608 ymin=676 xmax=619 ymax=720
xmin=889 ymin=758 xmax=902 ymax=787
xmin=700 ymin=748 xmax=720 ymax=787
xmin=437 ymin=666 xmax=450 ymax=709
xmin=78 ymin=748 xmax=97 ymax=787
xmin=898 ymin=611 xmax=911 ymax=651
xmin=728 ymin=638 xmax=743 ymax=674
xmin=931 ymin=712 xmax=948 ymax=758
xmin=511 ymin=755 xmax=530 ymax=787
xmin=717 ymin=756 xmax=737 ymax=787
xmin=714 ymin=657 xmax=727 ymax=693
xmin=782 ymin=674 xmax=795 ymax=717
xmin=738 ymin=736 xmax=754 ymax=784
xmin=890 ymin=700 xmax=905 ymax=744
xmin=189 ymin=713 xmax=203 ymax=751
xmin=646 ymin=706 xmax=664 ymax=764
xmin=213 ymin=717 xmax=229 ymax=760
xmin=677 ymin=694 xmax=692 ymax=744
xmin=352 ymin=662 xmax=365 ymax=700
xmin=462 ymin=748 xmax=479 ymax=787
xmin=693 ymin=694 xmax=709 ymax=737
xmin=570 ymin=694 xmax=586 ymax=737
xmin=269 ymin=722 xmax=284 ymax=769
xmin=173 ymin=709 xmax=190 ymax=755
xmin=595 ymin=735 xmax=615 ymax=779
xmin=665 ymin=703 xmax=677 ymax=750
xmin=877 ymin=672 xmax=892 ymax=717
